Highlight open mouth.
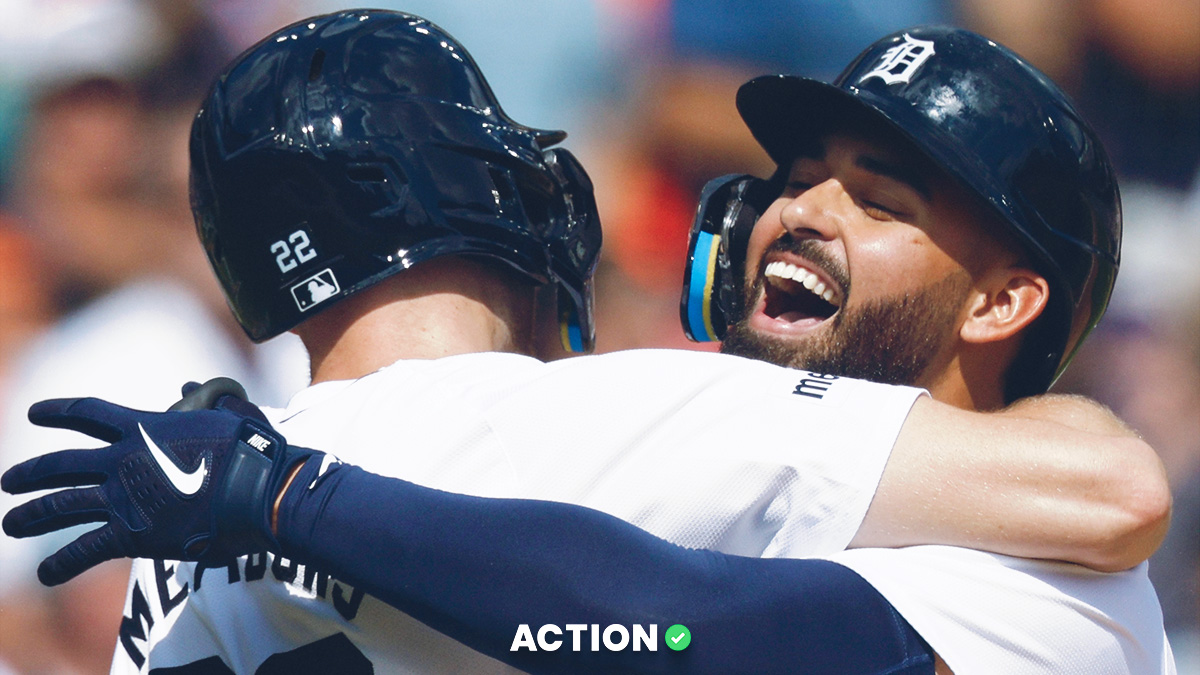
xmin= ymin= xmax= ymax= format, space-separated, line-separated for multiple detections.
xmin=761 ymin=260 xmax=841 ymax=324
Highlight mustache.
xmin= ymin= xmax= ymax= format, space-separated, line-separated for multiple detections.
xmin=759 ymin=235 xmax=851 ymax=294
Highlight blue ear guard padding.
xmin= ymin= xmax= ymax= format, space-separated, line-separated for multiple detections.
xmin=684 ymin=228 xmax=722 ymax=341
xmin=680 ymin=174 xmax=772 ymax=342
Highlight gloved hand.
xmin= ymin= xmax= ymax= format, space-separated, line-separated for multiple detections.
xmin=1 ymin=379 xmax=319 ymax=586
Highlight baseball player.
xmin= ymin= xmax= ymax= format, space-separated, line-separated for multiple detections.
xmin=1 ymin=12 xmax=1173 ymax=674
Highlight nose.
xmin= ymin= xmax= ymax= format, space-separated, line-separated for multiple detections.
xmin=779 ymin=178 xmax=843 ymax=242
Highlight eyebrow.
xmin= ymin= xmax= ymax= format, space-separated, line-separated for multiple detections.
xmin=855 ymin=155 xmax=932 ymax=201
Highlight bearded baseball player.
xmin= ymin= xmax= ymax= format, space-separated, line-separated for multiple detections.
xmin=2 ymin=12 xmax=1175 ymax=675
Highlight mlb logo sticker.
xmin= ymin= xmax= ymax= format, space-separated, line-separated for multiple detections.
xmin=859 ymin=34 xmax=936 ymax=85
xmin=291 ymin=268 xmax=341 ymax=312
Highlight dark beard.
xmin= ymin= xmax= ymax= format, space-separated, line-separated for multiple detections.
xmin=721 ymin=271 xmax=970 ymax=387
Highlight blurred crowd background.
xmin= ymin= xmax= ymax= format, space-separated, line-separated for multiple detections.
xmin=0 ymin=1 xmax=1195 ymax=673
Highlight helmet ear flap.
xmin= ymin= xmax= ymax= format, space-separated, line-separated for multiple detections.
xmin=557 ymin=283 xmax=594 ymax=353
xmin=680 ymin=174 xmax=776 ymax=342
xmin=542 ymin=147 xmax=601 ymax=353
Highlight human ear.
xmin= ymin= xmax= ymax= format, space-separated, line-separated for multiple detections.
xmin=960 ymin=268 xmax=1049 ymax=345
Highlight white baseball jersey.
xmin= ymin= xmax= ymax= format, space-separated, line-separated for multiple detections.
xmin=828 ymin=546 xmax=1176 ymax=674
xmin=106 ymin=349 xmax=1171 ymax=673
xmin=111 ymin=349 xmax=917 ymax=672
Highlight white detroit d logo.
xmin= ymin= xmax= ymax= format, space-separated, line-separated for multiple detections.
xmin=859 ymin=34 xmax=936 ymax=85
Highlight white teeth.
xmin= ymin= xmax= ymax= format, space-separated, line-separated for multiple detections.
xmin=763 ymin=260 xmax=840 ymax=306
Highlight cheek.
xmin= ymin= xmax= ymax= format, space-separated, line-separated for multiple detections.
xmin=846 ymin=234 xmax=949 ymax=292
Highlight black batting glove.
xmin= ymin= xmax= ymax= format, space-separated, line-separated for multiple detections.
xmin=1 ymin=381 xmax=320 ymax=586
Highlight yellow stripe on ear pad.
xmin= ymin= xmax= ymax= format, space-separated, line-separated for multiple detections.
xmin=560 ymin=319 xmax=572 ymax=351
xmin=559 ymin=306 xmax=585 ymax=352
xmin=701 ymin=232 xmax=721 ymax=340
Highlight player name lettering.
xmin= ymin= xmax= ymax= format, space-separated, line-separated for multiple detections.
xmin=793 ymin=371 xmax=840 ymax=399
xmin=511 ymin=623 xmax=658 ymax=652
xmin=118 ymin=553 xmax=364 ymax=668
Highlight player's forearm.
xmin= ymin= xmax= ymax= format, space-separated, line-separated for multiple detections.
xmin=986 ymin=394 xmax=1170 ymax=570
xmin=852 ymin=395 xmax=1171 ymax=571
xmin=275 ymin=459 xmax=934 ymax=675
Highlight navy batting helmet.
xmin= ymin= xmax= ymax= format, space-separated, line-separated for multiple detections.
xmin=191 ymin=10 xmax=601 ymax=351
xmin=681 ymin=25 xmax=1121 ymax=399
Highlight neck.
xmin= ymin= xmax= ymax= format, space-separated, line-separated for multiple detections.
xmin=922 ymin=345 xmax=1013 ymax=411
xmin=295 ymin=258 xmax=534 ymax=383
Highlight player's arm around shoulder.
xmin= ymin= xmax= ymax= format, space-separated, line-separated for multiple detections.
xmin=852 ymin=393 xmax=1171 ymax=572
xmin=994 ymin=394 xmax=1171 ymax=569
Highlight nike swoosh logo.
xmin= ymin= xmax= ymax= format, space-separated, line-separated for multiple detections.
xmin=308 ymin=454 xmax=342 ymax=490
xmin=139 ymin=423 xmax=206 ymax=496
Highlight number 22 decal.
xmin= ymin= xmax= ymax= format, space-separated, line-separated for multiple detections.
xmin=271 ymin=230 xmax=318 ymax=273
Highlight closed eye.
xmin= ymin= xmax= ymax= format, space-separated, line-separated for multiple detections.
xmin=784 ymin=180 xmax=814 ymax=197
xmin=861 ymin=199 xmax=901 ymax=219
xmin=853 ymin=187 xmax=915 ymax=220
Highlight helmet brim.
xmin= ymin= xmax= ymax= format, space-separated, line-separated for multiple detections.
xmin=738 ymin=75 xmax=1049 ymax=263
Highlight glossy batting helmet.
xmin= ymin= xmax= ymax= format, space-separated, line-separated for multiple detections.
xmin=191 ymin=10 xmax=601 ymax=351
xmin=681 ymin=25 xmax=1121 ymax=399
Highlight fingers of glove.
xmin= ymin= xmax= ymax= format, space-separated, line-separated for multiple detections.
xmin=169 ymin=377 xmax=248 ymax=412
xmin=2 ymin=487 xmax=111 ymax=537
xmin=27 ymin=397 xmax=135 ymax=442
xmin=1 ymin=448 xmax=110 ymax=494
xmin=36 ymin=525 xmax=122 ymax=587
xmin=177 ymin=380 xmax=203 ymax=400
